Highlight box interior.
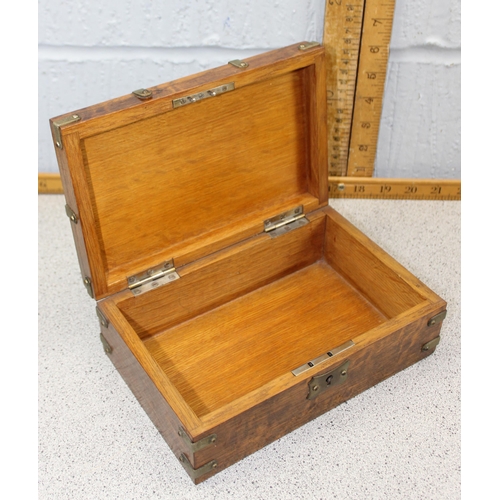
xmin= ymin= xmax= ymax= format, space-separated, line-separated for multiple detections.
xmin=115 ymin=210 xmax=426 ymax=419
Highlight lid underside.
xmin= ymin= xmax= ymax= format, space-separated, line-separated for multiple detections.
xmin=56 ymin=44 xmax=327 ymax=299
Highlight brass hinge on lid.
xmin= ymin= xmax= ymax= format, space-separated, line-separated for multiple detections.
xmin=264 ymin=205 xmax=309 ymax=238
xmin=127 ymin=259 xmax=180 ymax=296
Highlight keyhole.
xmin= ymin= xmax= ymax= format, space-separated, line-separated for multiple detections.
xmin=325 ymin=375 xmax=333 ymax=385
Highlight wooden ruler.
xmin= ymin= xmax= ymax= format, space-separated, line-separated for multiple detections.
xmin=38 ymin=173 xmax=64 ymax=194
xmin=39 ymin=173 xmax=461 ymax=200
xmin=329 ymin=177 xmax=461 ymax=200
xmin=323 ymin=0 xmax=396 ymax=177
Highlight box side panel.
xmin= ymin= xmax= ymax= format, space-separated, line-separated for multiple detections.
xmin=323 ymin=206 xmax=441 ymax=318
xmin=49 ymin=128 xmax=94 ymax=297
xmin=97 ymin=320 xmax=208 ymax=475
xmin=191 ymin=307 xmax=446 ymax=483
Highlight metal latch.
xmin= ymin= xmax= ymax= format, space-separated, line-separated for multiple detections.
xmin=292 ymin=340 xmax=354 ymax=376
xmin=127 ymin=259 xmax=180 ymax=296
xmin=264 ymin=205 xmax=309 ymax=238
xmin=307 ymin=360 xmax=350 ymax=400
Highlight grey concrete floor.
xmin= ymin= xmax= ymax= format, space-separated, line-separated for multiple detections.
xmin=38 ymin=195 xmax=460 ymax=499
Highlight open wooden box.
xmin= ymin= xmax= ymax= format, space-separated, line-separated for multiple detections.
xmin=50 ymin=43 xmax=446 ymax=483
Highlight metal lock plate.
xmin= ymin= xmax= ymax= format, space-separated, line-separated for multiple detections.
xmin=307 ymin=360 xmax=350 ymax=400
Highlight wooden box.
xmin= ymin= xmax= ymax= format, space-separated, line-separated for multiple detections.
xmin=50 ymin=43 xmax=446 ymax=483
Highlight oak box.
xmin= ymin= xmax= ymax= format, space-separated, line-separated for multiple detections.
xmin=50 ymin=42 xmax=446 ymax=483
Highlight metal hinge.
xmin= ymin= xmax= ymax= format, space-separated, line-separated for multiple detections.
xmin=127 ymin=259 xmax=180 ymax=296
xmin=52 ymin=114 xmax=81 ymax=149
xmin=263 ymin=205 xmax=309 ymax=238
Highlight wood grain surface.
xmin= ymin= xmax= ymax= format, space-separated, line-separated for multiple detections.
xmin=50 ymin=43 xmax=327 ymax=300
xmin=144 ymin=259 xmax=385 ymax=417
xmin=118 ymin=211 xmax=326 ymax=339
xmin=99 ymin=205 xmax=446 ymax=483
xmin=49 ymin=44 xmax=448 ymax=484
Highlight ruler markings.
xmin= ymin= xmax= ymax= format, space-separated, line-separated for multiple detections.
xmin=329 ymin=177 xmax=461 ymax=200
xmin=323 ymin=0 xmax=396 ymax=177
xmin=324 ymin=0 xmax=366 ymax=177
xmin=39 ymin=173 xmax=461 ymax=202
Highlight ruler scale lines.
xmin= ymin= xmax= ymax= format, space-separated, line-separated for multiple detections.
xmin=323 ymin=0 xmax=396 ymax=177
xmin=329 ymin=177 xmax=461 ymax=200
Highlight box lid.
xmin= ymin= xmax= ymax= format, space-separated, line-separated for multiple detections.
xmin=50 ymin=42 xmax=328 ymax=301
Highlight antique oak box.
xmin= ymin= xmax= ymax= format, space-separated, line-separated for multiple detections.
xmin=50 ymin=43 xmax=446 ymax=483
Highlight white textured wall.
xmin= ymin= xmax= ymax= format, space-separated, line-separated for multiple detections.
xmin=39 ymin=0 xmax=460 ymax=178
